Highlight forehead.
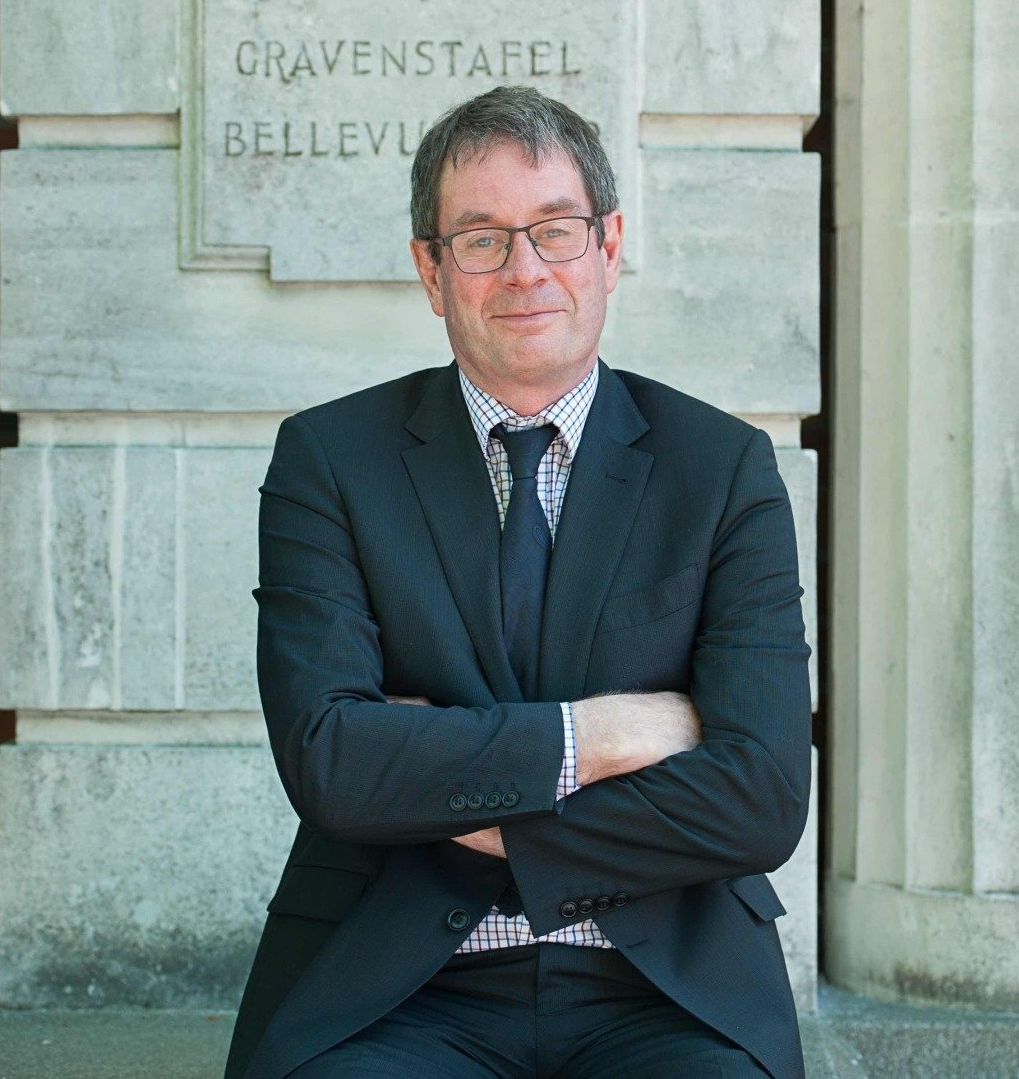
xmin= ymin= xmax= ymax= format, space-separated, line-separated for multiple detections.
xmin=436 ymin=140 xmax=590 ymax=231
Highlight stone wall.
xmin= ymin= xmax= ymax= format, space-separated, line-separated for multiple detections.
xmin=0 ymin=0 xmax=821 ymax=1010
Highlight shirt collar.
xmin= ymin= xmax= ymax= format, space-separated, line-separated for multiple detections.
xmin=458 ymin=361 xmax=599 ymax=463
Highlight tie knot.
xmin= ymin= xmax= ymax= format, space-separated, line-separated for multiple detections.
xmin=492 ymin=423 xmax=558 ymax=481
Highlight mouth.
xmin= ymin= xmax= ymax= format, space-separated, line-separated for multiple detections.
xmin=492 ymin=310 xmax=560 ymax=323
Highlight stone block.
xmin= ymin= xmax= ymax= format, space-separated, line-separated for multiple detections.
xmin=0 ymin=743 xmax=296 ymax=1007
xmin=0 ymin=0 xmax=178 ymax=117
xmin=606 ymin=149 xmax=820 ymax=416
xmin=0 ymin=445 xmax=268 ymax=712
xmin=644 ymin=0 xmax=820 ymax=117
xmin=0 ymin=148 xmax=447 ymax=414
xmin=1 ymin=148 xmax=819 ymax=416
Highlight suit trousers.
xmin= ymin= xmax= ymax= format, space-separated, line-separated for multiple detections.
xmin=285 ymin=942 xmax=770 ymax=1078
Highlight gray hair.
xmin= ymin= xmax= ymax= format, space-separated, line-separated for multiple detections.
xmin=410 ymin=85 xmax=618 ymax=262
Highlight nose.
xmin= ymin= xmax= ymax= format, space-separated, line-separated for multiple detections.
xmin=499 ymin=230 xmax=549 ymax=286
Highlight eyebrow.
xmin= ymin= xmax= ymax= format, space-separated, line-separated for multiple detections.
xmin=446 ymin=197 xmax=587 ymax=233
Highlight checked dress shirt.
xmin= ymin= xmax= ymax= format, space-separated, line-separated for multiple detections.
xmin=455 ymin=361 xmax=613 ymax=952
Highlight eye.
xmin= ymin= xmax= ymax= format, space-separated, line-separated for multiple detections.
xmin=464 ymin=231 xmax=501 ymax=250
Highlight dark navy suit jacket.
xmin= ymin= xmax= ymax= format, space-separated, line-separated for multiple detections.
xmin=225 ymin=358 xmax=812 ymax=1079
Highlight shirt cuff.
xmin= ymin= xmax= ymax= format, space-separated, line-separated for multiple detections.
xmin=556 ymin=701 xmax=582 ymax=805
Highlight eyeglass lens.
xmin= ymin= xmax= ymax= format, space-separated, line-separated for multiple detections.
xmin=450 ymin=217 xmax=590 ymax=272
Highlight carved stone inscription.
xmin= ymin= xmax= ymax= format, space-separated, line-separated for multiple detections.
xmin=191 ymin=0 xmax=637 ymax=281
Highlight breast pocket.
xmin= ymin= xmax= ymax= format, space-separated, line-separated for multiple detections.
xmin=594 ymin=563 xmax=701 ymax=636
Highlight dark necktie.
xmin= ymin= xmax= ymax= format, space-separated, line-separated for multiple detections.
xmin=492 ymin=421 xmax=558 ymax=702
xmin=490 ymin=421 xmax=558 ymax=919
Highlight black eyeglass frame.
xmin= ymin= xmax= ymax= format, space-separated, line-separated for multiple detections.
xmin=430 ymin=215 xmax=605 ymax=273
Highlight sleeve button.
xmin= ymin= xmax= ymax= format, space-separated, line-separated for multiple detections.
xmin=501 ymin=791 xmax=519 ymax=807
xmin=577 ymin=898 xmax=595 ymax=914
xmin=446 ymin=908 xmax=471 ymax=931
xmin=595 ymin=895 xmax=612 ymax=911
xmin=558 ymin=900 xmax=579 ymax=919
xmin=467 ymin=792 xmax=485 ymax=810
xmin=611 ymin=891 xmax=629 ymax=907
xmin=485 ymin=792 xmax=502 ymax=809
xmin=448 ymin=793 xmax=468 ymax=812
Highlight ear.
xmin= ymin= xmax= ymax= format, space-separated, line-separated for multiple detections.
xmin=600 ymin=211 xmax=624 ymax=295
xmin=410 ymin=239 xmax=445 ymax=317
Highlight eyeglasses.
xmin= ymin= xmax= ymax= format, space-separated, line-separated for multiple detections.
xmin=432 ymin=216 xmax=601 ymax=274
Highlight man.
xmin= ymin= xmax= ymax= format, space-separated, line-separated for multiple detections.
xmin=226 ymin=86 xmax=811 ymax=1078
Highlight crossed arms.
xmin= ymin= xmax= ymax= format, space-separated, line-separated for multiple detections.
xmin=254 ymin=413 xmax=811 ymax=936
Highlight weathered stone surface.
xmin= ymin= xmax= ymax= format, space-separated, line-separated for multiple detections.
xmin=0 ymin=0 xmax=178 ymax=117
xmin=0 ymin=744 xmax=296 ymax=1007
xmin=120 ymin=450 xmax=179 ymax=709
xmin=644 ymin=0 xmax=820 ymax=117
xmin=606 ymin=149 xmax=820 ymax=416
xmin=0 ymin=741 xmax=816 ymax=1009
xmin=186 ymin=0 xmax=638 ymax=281
xmin=0 ymin=446 xmax=268 ymax=713
xmin=182 ymin=449 xmax=265 ymax=711
xmin=771 ymin=746 xmax=819 ymax=1012
xmin=0 ymin=450 xmax=51 ymax=707
xmin=1 ymin=148 xmax=819 ymax=415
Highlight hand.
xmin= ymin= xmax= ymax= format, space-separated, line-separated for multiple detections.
xmin=450 ymin=826 xmax=506 ymax=859
xmin=572 ymin=690 xmax=702 ymax=786
xmin=384 ymin=694 xmax=432 ymax=706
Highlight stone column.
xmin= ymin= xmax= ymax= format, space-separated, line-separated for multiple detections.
xmin=828 ymin=0 xmax=1019 ymax=1006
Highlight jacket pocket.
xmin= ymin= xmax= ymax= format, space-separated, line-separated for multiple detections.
xmin=594 ymin=563 xmax=700 ymax=636
xmin=725 ymin=874 xmax=787 ymax=922
xmin=267 ymin=864 xmax=369 ymax=922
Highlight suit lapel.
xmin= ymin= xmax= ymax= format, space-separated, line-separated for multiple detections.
xmin=539 ymin=361 xmax=653 ymax=702
xmin=402 ymin=363 xmax=522 ymax=703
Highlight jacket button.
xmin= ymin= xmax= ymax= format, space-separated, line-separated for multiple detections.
xmin=485 ymin=792 xmax=502 ymax=809
xmin=448 ymin=793 xmax=467 ymax=812
xmin=501 ymin=791 xmax=519 ymax=807
xmin=446 ymin=908 xmax=471 ymax=931
xmin=559 ymin=900 xmax=579 ymax=919
xmin=611 ymin=891 xmax=629 ymax=907
xmin=595 ymin=895 xmax=612 ymax=911
xmin=467 ymin=792 xmax=485 ymax=810
xmin=577 ymin=898 xmax=595 ymax=915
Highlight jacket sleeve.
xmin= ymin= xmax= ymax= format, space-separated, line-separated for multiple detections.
xmin=254 ymin=412 xmax=566 ymax=845
xmin=500 ymin=428 xmax=812 ymax=936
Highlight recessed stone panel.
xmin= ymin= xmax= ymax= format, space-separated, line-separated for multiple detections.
xmin=644 ymin=0 xmax=820 ymax=117
xmin=183 ymin=0 xmax=639 ymax=281
xmin=0 ymin=0 xmax=178 ymax=116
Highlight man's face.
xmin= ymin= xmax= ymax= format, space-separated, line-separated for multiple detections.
xmin=411 ymin=140 xmax=623 ymax=404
